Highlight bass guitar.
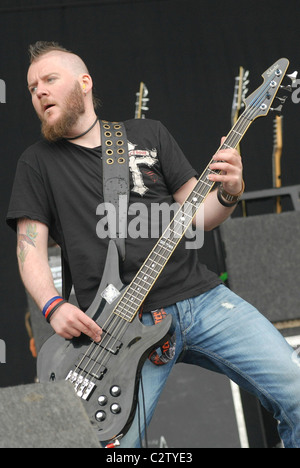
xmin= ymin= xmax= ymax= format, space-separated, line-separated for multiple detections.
xmin=37 ymin=58 xmax=292 ymax=444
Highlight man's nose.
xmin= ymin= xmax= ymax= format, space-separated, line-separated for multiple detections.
xmin=36 ymin=85 xmax=49 ymax=99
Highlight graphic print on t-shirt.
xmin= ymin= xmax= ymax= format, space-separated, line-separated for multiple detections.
xmin=128 ymin=141 xmax=158 ymax=196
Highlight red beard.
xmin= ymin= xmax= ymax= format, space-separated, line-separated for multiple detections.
xmin=40 ymin=81 xmax=85 ymax=142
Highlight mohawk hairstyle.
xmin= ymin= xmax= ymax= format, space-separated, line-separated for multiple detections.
xmin=28 ymin=41 xmax=72 ymax=63
xmin=28 ymin=41 xmax=101 ymax=110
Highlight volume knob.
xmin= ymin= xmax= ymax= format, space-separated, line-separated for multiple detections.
xmin=111 ymin=403 xmax=121 ymax=414
xmin=98 ymin=395 xmax=108 ymax=406
xmin=95 ymin=410 xmax=106 ymax=422
xmin=110 ymin=385 xmax=121 ymax=397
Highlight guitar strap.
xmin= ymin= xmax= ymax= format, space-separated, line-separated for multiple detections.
xmin=148 ymin=309 xmax=176 ymax=366
xmin=101 ymin=120 xmax=129 ymax=261
xmin=61 ymin=120 xmax=129 ymax=299
xmin=60 ymin=121 xmax=129 ymax=300
xmin=101 ymin=120 xmax=176 ymax=366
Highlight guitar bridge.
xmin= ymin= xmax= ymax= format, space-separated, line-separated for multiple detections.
xmin=66 ymin=370 xmax=96 ymax=401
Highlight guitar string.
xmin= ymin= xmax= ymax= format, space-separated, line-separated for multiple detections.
xmin=70 ymin=74 xmax=275 ymax=391
xmin=80 ymin=126 xmax=248 ymax=387
xmin=72 ymin=170 xmax=221 ymax=382
xmin=96 ymin=66 xmax=284 ymax=330
xmin=71 ymin=177 xmax=216 ymax=388
xmin=70 ymin=70 xmax=282 ymax=395
xmin=82 ymin=165 xmax=227 ymax=386
xmin=84 ymin=71 xmax=278 ymax=376
xmin=82 ymin=163 xmax=225 ymax=374
xmin=70 ymin=76 xmax=273 ymax=392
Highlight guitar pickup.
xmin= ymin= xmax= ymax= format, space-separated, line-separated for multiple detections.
xmin=75 ymin=354 xmax=107 ymax=380
xmin=100 ymin=330 xmax=123 ymax=355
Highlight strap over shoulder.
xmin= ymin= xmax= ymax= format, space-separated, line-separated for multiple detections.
xmin=101 ymin=120 xmax=129 ymax=261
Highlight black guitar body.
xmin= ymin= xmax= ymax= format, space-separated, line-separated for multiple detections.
xmin=37 ymin=241 xmax=174 ymax=442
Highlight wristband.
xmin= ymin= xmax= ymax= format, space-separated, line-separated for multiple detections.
xmin=42 ymin=296 xmax=64 ymax=321
xmin=217 ymin=188 xmax=239 ymax=207
xmin=217 ymin=180 xmax=245 ymax=207
xmin=46 ymin=299 xmax=67 ymax=323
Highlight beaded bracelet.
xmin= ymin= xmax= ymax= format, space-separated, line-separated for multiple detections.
xmin=42 ymin=296 xmax=66 ymax=323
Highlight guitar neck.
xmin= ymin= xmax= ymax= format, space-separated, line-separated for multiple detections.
xmin=120 ymin=59 xmax=295 ymax=323
xmin=113 ymin=109 xmax=252 ymax=322
xmin=112 ymin=56 xmax=291 ymax=320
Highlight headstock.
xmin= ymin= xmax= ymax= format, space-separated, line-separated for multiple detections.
xmin=243 ymin=58 xmax=295 ymax=120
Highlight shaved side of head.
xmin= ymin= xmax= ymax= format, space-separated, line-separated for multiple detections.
xmin=28 ymin=41 xmax=89 ymax=77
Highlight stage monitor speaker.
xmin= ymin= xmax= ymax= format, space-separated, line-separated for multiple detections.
xmin=215 ymin=210 xmax=300 ymax=448
xmin=0 ymin=381 xmax=101 ymax=448
xmin=219 ymin=211 xmax=300 ymax=324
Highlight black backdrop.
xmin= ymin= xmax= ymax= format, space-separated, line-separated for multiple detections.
xmin=0 ymin=0 xmax=299 ymax=387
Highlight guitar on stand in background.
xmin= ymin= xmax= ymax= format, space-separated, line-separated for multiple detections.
xmin=231 ymin=67 xmax=249 ymax=217
xmin=231 ymin=66 xmax=249 ymax=138
xmin=218 ymin=67 xmax=249 ymax=283
xmin=271 ymin=71 xmax=298 ymax=213
xmin=135 ymin=82 xmax=149 ymax=119
xmin=272 ymin=115 xmax=283 ymax=213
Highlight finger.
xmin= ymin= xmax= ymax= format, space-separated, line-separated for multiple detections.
xmin=210 ymin=161 xmax=232 ymax=173
xmin=78 ymin=314 xmax=102 ymax=342
xmin=60 ymin=332 xmax=74 ymax=340
xmin=55 ymin=327 xmax=78 ymax=340
xmin=214 ymin=147 xmax=241 ymax=160
xmin=64 ymin=319 xmax=101 ymax=342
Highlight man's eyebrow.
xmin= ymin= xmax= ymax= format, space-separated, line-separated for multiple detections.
xmin=27 ymin=72 xmax=60 ymax=90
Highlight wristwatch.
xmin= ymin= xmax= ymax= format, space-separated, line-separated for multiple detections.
xmin=217 ymin=180 xmax=245 ymax=207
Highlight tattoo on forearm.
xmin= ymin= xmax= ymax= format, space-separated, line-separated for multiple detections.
xmin=17 ymin=223 xmax=38 ymax=269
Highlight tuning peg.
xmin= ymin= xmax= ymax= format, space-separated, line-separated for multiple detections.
xmin=275 ymin=95 xmax=288 ymax=104
xmin=280 ymin=71 xmax=298 ymax=92
xmin=287 ymin=71 xmax=298 ymax=84
xmin=271 ymin=95 xmax=289 ymax=114
xmin=280 ymin=84 xmax=293 ymax=92
xmin=270 ymin=104 xmax=283 ymax=115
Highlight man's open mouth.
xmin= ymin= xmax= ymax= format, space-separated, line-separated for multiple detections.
xmin=44 ymin=104 xmax=55 ymax=112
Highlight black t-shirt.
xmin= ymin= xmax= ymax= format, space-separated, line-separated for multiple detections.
xmin=6 ymin=119 xmax=221 ymax=312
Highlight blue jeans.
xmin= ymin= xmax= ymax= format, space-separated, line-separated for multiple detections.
xmin=117 ymin=285 xmax=300 ymax=448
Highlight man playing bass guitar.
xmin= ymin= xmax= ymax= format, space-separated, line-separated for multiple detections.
xmin=6 ymin=42 xmax=300 ymax=448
